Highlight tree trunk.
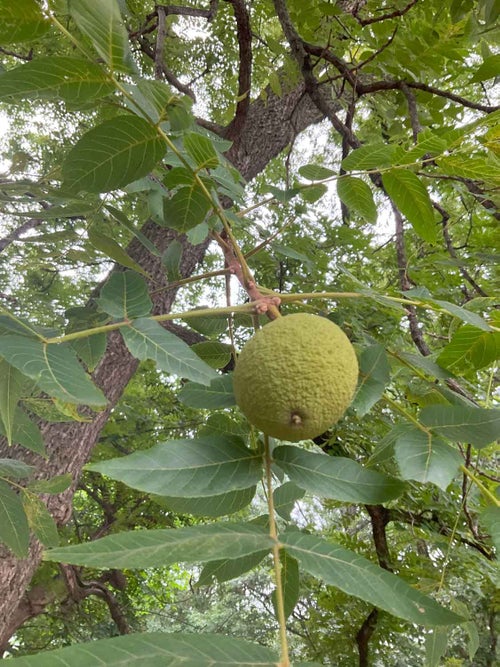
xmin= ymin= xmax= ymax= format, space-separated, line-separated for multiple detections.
xmin=0 ymin=84 xmax=324 ymax=646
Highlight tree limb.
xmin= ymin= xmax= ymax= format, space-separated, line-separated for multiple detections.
xmin=224 ymin=0 xmax=253 ymax=140
xmin=353 ymin=0 xmax=419 ymax=26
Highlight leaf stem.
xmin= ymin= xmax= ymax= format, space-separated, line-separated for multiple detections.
xmin=460 ymin=464 xmax=500 ymax=507
xmin=263 ymin=434 xmax=290 ymax=667
xmin=382 ymin=395 xmax=430 ymax=434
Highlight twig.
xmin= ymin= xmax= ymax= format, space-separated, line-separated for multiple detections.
xmin=353 ymin=0 xmax=419 ymax=26
xmin=0 ymin=218 xmax=45 ymax=253
xmin=434 ymin=201 xmax=488 ymax=297
xmin=359 ymin=79 xmax=499 ymax=114
xmin=156 ymin=2 xmax=218 ymax=21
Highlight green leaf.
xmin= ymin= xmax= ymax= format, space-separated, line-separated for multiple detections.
xmin=0 ymin=407 xmax=45 ymax=455
xmin=273 ymin=446 xmax=405 ymax=503
xmin=199 ymin=550 xmax=269 ymax=585
xmin=382 ymin=169 xmax=437 ymax=243
xmin=394 ymin=428 xmax=462 ymax=490
xmin=463 ymin=619 xmax=480 ymax=662
xmin=281 ymin=531 xmax=464 ymax=626
xmin=22 ymin=493 xmax=59 ymax=548
xmin=88 ymin=227 xmax=151 ymax=277
xmin=0 ymin=359 xmax=27 ymax=444
xmin=98 ymin=272 xmax=152 ymax=320
xmin=162 ymin=186 xmax=212 ymax=232
xmin=0 ymin=459 xmax=34 ymax=479
xmin=337 ymin=176 xmax=377 ymax=223
xmin=106 ymin=205 xmax=162 ymax=258
xmin=121 ymin=318 xmax=216 ymax=385
xmin=191 ymin=341 xmax=232 ymax=369
xmin=63 ymin=115 xmax=166 ymax=193
xmin=480 ymin=506 xmax=500 ymax=552
xmin=400 ymin=131 xmax=449 ymax=163
xmin=154 ymin=486 xmax=256 ymax=518
xmin=87 ymin=434 xmax=262 ymax=497
xmin=0 ymin=0 xmax=50 ymax=44
xmin=437 ymin=325 xmax=500 ymax=371
xmin=342 ymin=143 xmax=401 ymax=171
xmin=3 ymin=632 xmax=279 ymax=666
xmin=184 ymin=132 xmax=219 ymax=169
xmin=470 ymin=54 xmax=500 ymax=82
xmin=436 ymin=155 xmax=500 ymax=185
xmin=0 ymin=337 xmax=107 ymax=407
xmin=272 ymin=243 xmax=315 ymax=269
xmin=0 ymin=479 xmax=30 ymax=557
xmin=162 ymin=239 xmax=183 ymax=281
xmin=352 ymin=344 xmax=390 ymax=417
xmin=27 ymin=474 xmax=72 ymax=494
xmin=273 ymin=481 xmax=306 ymax=521
xmin=44 ymin=522 xmax=274 ymax=569
xmin=178 ymin=374 xmax=236 ymax=408
xmin=425 ymin=627 xmax=448 ymax=667
xmin=397 ymin=351 xmax=454 ymax=381
xmin=69 ymin=0 xmax=137 ymax=74
xmin=420 ymin=406 xmax=500 ymax=448
xmin=187 ymin=312 xmax=228 ymax=337
xmin=0 ymin=57 xmax=114 ymax=106
xmin=124 ymin=79 xmax=179 ymax=124
xmin=199 ymin=413 xmax=249 ymax=440
xmin=300 ymin=183 xmax=328 ymax=203
xmin=428 ymin=298 xmax=491 ymax=331
xmin=273 ymin=551 xmax=300 ymax=620
xmin=71 ymin=333 xmax=107 ymax=372
xmin=298 ymin=164 xmax=336 ymax=180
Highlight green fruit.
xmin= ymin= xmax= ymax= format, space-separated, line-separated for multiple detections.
xmin=233 ymin=313 xmax=358 ymax=441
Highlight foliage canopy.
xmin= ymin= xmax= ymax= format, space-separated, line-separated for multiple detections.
xmin=0 ymin=0 xmax=498 ymax=665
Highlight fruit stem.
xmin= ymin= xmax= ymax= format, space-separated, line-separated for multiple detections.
xmin=264 ymin=434 xmax=290 ymax=667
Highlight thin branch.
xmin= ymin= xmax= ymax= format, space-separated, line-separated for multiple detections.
xmin=156 ymin=2 xmax=218 ymax=21
xmin=0 ymin=46 xmax=33 ymax=61
xmin=392 ymin=202 xmax=431 ymax=356
xmin=400 ymin=83 xmax=422 ymax=142
xmin=359 ymin=79 xmax=499 ymax=114
xmin=434 ymin=201 xmax=488 ymax=297
xmin=353 ymin=0 xmax=419 ymax=26
xmin=0 ymin=217 xmax=44 ymax=253
xmin=136 ymin=35 xmax=196 ymax=100
xmin=389 ymin=508 xmax=494 ymax=560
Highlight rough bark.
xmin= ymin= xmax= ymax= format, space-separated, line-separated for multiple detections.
xmin=0 ymin=84 xmax=323 ymax=646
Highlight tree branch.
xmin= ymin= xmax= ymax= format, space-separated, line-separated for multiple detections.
xmin=224 ymin=0 xmax=253 ymax=139
xmin=156 ymin=2 xmax=219 ymax=21
xmin=0 ymin=217 xmax=44 ymax=253
xmin=392 ymin=202 xmax=432 ymax=356
xmin=359 ymin=79 xmax=499 ymax=114
xmin=433 ymin=201 xmax=488 ymax=298
xmin=154 ymin=5 xmax=168 ymax=81
xmin=355 ymin=505 xmax=392 ymax=667
xmin=353 ymin=0 xmax=418 ymax=26
xmin=273 ymin=0 xmax=360 ymax=149
xmin=136 ymin=34 xmax=196 ymax=100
